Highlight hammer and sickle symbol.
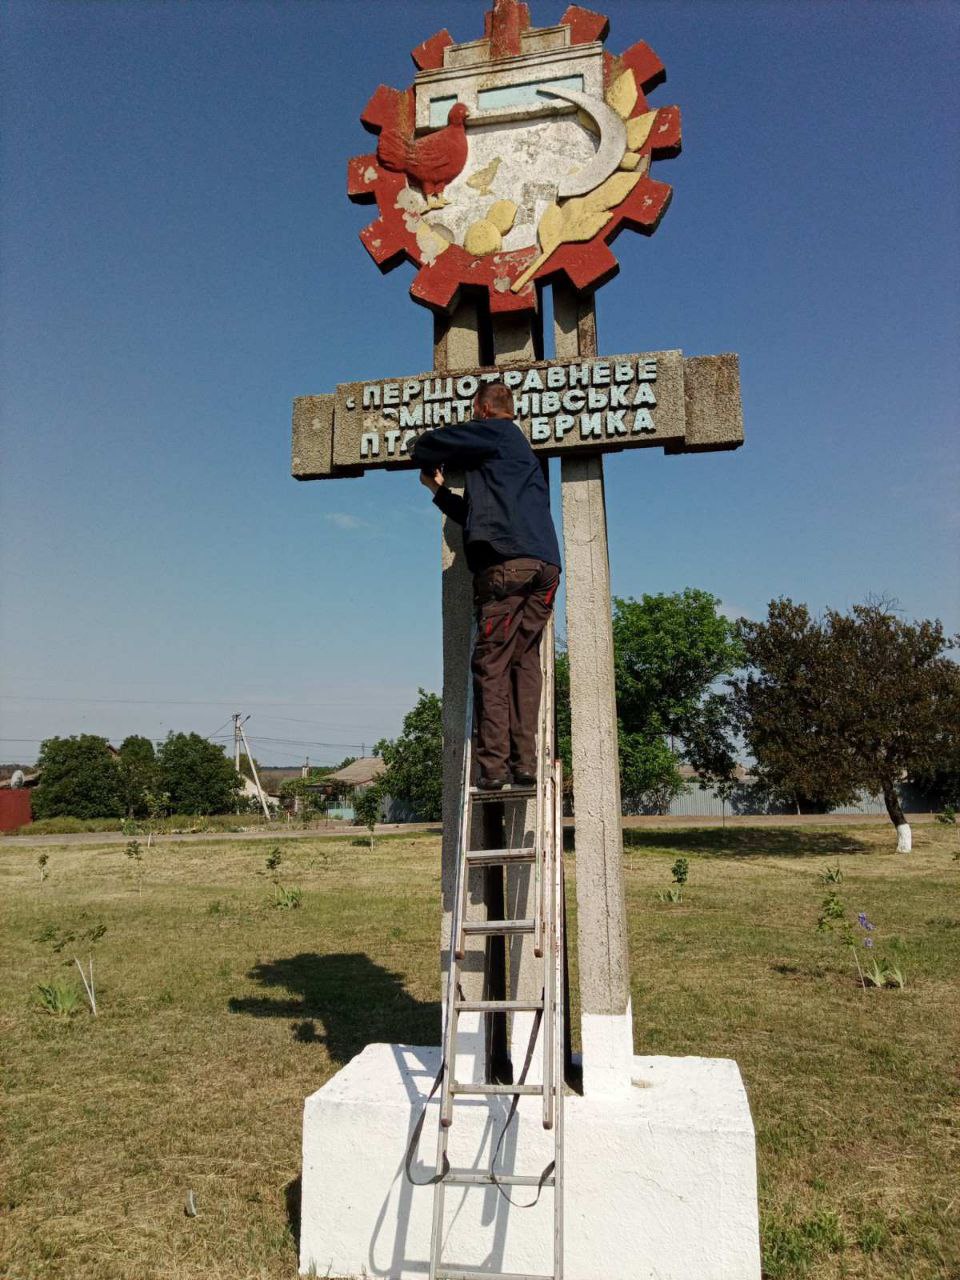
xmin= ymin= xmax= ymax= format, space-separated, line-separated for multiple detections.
xmin=537 ymin=86 xmax=627 ymax=199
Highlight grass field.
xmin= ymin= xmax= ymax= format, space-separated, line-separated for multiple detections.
xmin=2 ymin=822 xmax=958 ymax=1280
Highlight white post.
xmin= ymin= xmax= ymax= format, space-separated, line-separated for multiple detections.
xmin=555 ymin=282 xmax=634 ymax=1096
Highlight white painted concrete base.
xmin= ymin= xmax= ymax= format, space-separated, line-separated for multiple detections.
xmin=897 ymin=822 xmax=912 ymax=852
xmin=300 ymin=1043 xmax=761 ymax=1279
xmin=580 ymin=1000 xmax=635 ymax=1097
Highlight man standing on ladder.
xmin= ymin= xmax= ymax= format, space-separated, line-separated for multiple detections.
xmin=413 ymin=383 xmax=561 ymax=791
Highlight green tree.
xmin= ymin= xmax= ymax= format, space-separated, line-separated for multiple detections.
xmin=732 ymin=599 xmax=960 ymax=847
xmin=155 ymin=732 xmax=241 ymax=815
xmin=376 ymin=689 xmax=442 ymax=821
xmin=33 ymin=735 xmax=123 ymax=819
xmin=618 ymin=731 xmax=687 ymax=815
xmin=613 ymin=590 xmax=742 ymax=809
xmin=612 ymin=589 xmax=743 ymax=741
xmin=279 ymin=769 xmax=332 ymax=819
xmin=557 ymin=591 xmax=742 ymax=811
xmin=910 ymin=765 xmax=960 ymax=812
xmin=117 ymin=735 xmax=159 ymax=817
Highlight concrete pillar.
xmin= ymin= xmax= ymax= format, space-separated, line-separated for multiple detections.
xmin=490 ymin=308 xmax=548 ymax=1081
xmin=554 ymin=281 xmax=633 ymax=1096
xmin=435 ymin=299 xmax=486 ymax=1082
xmin=436 ymin=298 xmax=549 ymax=1084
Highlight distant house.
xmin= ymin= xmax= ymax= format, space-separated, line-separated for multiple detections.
xmin=318 ymin=756 xmax=414 ymax=823
xmin=239 ymin=775 xmax=278 ymax=811
xmin=323 ymin=757 xmax=387 ymax=789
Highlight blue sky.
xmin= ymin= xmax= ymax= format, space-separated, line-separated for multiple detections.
xmin=1 ymin=0 xmax=957 ymax=766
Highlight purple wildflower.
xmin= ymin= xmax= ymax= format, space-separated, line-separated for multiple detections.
xmin=863 ymin=937 xmax=874 ymax=949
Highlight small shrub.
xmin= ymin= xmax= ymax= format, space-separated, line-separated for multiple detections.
xmin=34 ymin=920 xmax=107 ymax=1015
xmin=37 ymin=853 xmax=49 ymax=885
xmin=273 ymin=884 xmax=303 ymax=910
xmin=819 ymin=865 xmax=843 ymax=884
xmin=935 ymin=805 xmax=956 ymax=825
xmin=265 ymin=847 xmax=283 ymax=875
xmin=656 ymin=857 xmax=688 ymax=903
xmin=817 ymin=893 xmax=906 ymax=990
xmin=125 ymin=839 xmax=144 ymax=897
xmin=353 ymin=786 xmax=382 ymax=849
xmin=863 ymin=959 xmax=905 ymax=990
xmin=817 ymin=890 xmax=850 ymax=939
xmin=36 ymin=980 xmax=81 ymax=1018
xmin=656 ymin=886 xmax=683 ymax=904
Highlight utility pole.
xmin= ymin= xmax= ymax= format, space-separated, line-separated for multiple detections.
xmin=233 ymin=712 xmax=273 ymax=821
xmin=295 ymin=755 xmax=310 ymax=817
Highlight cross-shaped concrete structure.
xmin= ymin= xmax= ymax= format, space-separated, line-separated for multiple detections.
xmin=296 ymin=8 xmax=761 ymax=1277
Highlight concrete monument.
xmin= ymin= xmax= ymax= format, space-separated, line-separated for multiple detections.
xmin=293 ymin=3 xmax=760 ymax=1276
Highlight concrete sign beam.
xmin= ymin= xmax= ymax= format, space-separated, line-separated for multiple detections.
xmin=292 ymin=350 xmax=743 ymax=480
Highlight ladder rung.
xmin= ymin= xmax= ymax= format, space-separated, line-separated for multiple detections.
xmin=469 ymin=785 xmax=537 ymax=801
xmin=455 ymin=999 xmax=542 ymax=1013
xmin=442 ymin=1170 xmax=555 ymax=1188
xmin=465 ymin=847 xmax=535 ymax=866
xmin=452 ymin=1081 xmax=542 ymax=1096
xmin=462 ymin=919 xmax=535 ymax=936
xmin=437 ymin=1270 xmax=555 ymax=1280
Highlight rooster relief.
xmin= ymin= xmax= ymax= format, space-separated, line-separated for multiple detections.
xmin=377 ymin=102 xmax=469 ymax=208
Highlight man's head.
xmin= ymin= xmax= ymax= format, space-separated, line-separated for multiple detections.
xmin=473 ymin=382 xmax=516 ymax=421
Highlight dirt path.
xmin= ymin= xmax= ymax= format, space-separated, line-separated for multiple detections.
xmin=2 ymin=812 xmax=937 ymax=847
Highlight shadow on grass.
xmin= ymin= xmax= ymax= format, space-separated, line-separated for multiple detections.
xmin=284 ymin=1174 xmax=301 ymax=1252
xmin=621 ymin=826 xmax=872 ymax=859
xmin=229 ymin=952 xmax=441 ymax=1065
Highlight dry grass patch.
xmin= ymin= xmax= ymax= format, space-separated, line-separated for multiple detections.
xmin=1 ymin=823 xmax=958 ymax=1279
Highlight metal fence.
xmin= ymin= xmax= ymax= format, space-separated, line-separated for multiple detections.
xmin=661 ymin=780 xmax=931 ymax=819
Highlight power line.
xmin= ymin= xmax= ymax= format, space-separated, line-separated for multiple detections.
xmin=210 ymin=733 xmax=369 ymax=751
xmin=204 ymin=718 xmax=235 ymax=743
xmin=0 ymin=693 xmax=412 ymax=709
xmin=245 ymin=713 xmax=390 ymax=730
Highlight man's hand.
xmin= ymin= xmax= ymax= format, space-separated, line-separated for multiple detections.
xmin=419 ymin=468 xmax=444 ymax=495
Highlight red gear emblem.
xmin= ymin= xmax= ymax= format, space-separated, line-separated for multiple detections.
xmin=347 ymin=4 xmax=681 ymax=316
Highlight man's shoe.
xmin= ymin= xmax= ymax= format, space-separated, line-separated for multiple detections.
xmin=476 ymin=774 xmax=509 ymax=791
xmin=512 ymin=769 xmax=537 ymax=786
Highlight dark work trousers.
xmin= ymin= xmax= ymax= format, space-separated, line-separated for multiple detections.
xmin=472 ymin=558 xmax=561 ymax=780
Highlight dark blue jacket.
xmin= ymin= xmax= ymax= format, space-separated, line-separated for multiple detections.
xmin=411 ymin=417 xmax=561 ymax=574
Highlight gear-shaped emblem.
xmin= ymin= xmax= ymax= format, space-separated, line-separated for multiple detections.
xmin=347 ymin=2 xmax=681 ymax=316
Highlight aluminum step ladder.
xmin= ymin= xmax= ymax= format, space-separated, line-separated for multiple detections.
xmin=429 ymin=621 xmax=565 ymax=1280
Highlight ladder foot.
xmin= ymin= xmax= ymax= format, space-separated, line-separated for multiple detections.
xmin=435 ymin=708 xmax=564 ymax=1280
